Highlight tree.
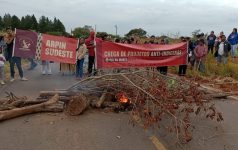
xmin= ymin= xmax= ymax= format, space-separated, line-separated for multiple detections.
xmin=0 ymin=14 xmax=67 ymax=34
xmin=38 ymin=16 xmax=48 ymax=33
xmin=11 ymin=15 xmax=20 ymax=29
xmin=0 ymin=16 xmax=4 ymax=30
xmin=125 ymin=28 xmax=147 ymax=37
xmin=31 ymin=15 xmax=38 ymax=31
xmin=96 ymin=32 xmax=108 ymax=39
xmin=52 ymin=17 xmax=65 ymax=33
xmin=45 ymin=17 xmax=53 ymax=32
xmin=83 ymin=25 xmax=93 ymax=31
xmin=3 ymin=14 xmax=12 ymax=29
xmin=72 ymin=26 xmax=90 ymax=38
xmin=191 ymin=29 xmax=201 ymax=38
xmin=57 ymin=19 xmax=65 ymax=33
xmin=20 ymin=15 xmax=34 ymax=30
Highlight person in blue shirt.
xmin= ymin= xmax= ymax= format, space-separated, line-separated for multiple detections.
xmin=228 ymin=28 xmax=238 ymax=62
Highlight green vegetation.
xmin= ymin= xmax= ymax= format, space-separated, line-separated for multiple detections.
xmin=187 ymin=54 xmax=238 ymax=80
xmin=125 ymin=28 xmax=147 ymax=38
xmin=72 ymin=26 xmax=90 ymax=38
xmin=0 ymin=14 xmax=66 ymax=35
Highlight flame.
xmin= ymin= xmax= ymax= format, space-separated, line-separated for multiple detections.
xmin=116 ymin=92 xmax=129 ymax=103
xmin=119 ymin=95 xmax=129 ymax=103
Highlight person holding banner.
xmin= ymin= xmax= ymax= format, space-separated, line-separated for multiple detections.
xmin=41 ymin=60 xmax=52 ymax=75
xmin=178 ymin=37 xmax=188 ymax=76
xmin=76 ymin=38 xmax=87 ymax=79
xmin=4 ymin=28 xmax=28 ymax=82
xmin=85 ymin=31 xmax=96 ymax=76
xmin=157 ymin=38 xmax=168 ymax=75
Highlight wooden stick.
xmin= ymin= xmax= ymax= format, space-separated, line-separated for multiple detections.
xmin=0 ymin=94 xmax=59 ymax=122
xmin=96 ymin=90 xmax=108 ymax=108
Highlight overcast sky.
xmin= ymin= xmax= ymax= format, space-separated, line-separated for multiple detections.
xmin=1 ymin=0 xmax=238 ymax=37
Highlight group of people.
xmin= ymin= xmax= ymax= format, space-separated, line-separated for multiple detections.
xmin=0 ymin=28 xmax=97 ymax=85
xmin=111 ymin=28 xmax=238 ymax=76
xmin=0 ymin=27 xmax=237 ymax=85
xmin=187 ymin=28 xmax=238 ymax=74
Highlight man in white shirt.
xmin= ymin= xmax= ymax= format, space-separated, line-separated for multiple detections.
xmin=215 ymin=35 xmax=231 ymax=64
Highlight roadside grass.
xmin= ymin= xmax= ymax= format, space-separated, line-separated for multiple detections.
xmin=186 ymin=53 xmax=238 ymax=80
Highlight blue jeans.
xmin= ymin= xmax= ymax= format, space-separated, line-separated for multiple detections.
xmin=9 ymin=57 xmax=23 ymax=78
xmin=231 ymin=44 xmax=237 ymax=58
xmin=76 ymin=59 xmax=84 ymax=78
xmin=196 ymin=59 xmax=205 ymax=73
xmin=28 ymin=58 xmax=37 ymax=69
xmin=217 ymin=55 xmax=228 ymax=64
xmin=0 ymin=66 xmax=5 ymax=81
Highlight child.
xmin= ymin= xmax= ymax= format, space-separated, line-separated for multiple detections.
xmin=0 ymin=48 xmax=6 ymax=85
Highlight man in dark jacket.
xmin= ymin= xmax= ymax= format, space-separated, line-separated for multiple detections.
xmin=215 ymin=35 xmax=231 ymax=64
xmin=207 ymin=31 xmax=216 ymax=54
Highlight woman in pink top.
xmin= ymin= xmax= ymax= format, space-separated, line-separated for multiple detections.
xmin=194 ymin=39 xmax=208 ymax=73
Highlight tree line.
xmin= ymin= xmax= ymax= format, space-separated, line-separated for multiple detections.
xmin=0 ymin=14 xmax=66 ymax=36
xmin=0 ymin=14 xmax=151 ymax=38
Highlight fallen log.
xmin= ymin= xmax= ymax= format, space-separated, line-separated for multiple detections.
xmin=65 ymin=94 xmax=90 ymax=116
xmin=204 ymin=93 xmax=230 ymax=99
xmin=214 ymin=82 xmax=238 ymax=85
xmin=39 ymin=91 xmax=77 ymax=97
xmin=0 ymin=94 xmax=59 ymax=122
xmin=37 ymin=96 xmax=71 ymax=103
xmin=10 ymin=100 xmax=47 ymax=108
xmin=0 ymin=105 xmax=15 ymax=111
xmin=96 ymin=90 xmax=108 ymax=108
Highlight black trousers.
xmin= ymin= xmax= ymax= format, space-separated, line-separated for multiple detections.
xmin=178 ymin=65 xmax=187 ymax=76
xmin=88 ymin=56 xmax=95 ymax=75
xmin=157 ymin=66 xmax=168 ymax=75
xmin=208 ymin=44 xmax=214 ymax=54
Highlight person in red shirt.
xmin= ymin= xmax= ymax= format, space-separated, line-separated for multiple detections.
xmin=85 ymin=31 xmax=96 ymax=76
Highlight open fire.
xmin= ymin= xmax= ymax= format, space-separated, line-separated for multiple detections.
xmin=116 ymin=92 xmax=129 ymax=103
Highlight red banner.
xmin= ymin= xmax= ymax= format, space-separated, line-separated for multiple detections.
xmin=96 ymin=42 xmax=188 ymax=69
xmin=41 ymin=34 xmax=78 ymax=64
xmin=13 ymin=29 xmax=38 ymax=58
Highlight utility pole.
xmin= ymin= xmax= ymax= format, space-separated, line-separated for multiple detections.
xmin=115 ymin=25 xmax=118 ymax=36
